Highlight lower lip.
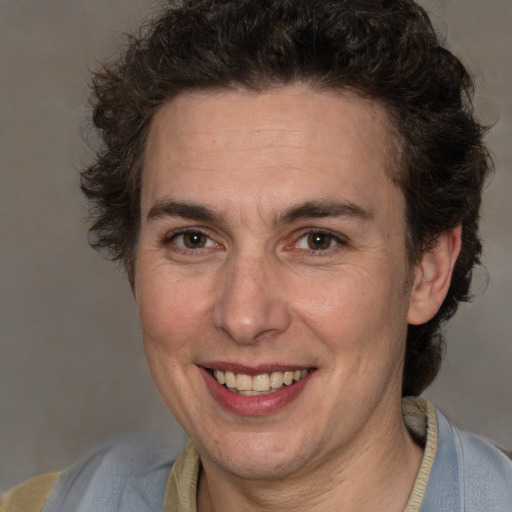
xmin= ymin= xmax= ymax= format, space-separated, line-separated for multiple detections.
xmin=200 ymin=367 xmax=314 ymax=416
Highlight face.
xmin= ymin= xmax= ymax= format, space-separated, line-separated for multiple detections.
xmin=135 ymin=86 xmax=415 ymax=481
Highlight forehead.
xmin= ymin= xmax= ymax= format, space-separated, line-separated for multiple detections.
xmin=142 ymin=85 xmax=401 ymax=219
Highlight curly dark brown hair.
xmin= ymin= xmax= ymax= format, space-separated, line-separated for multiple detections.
xmin=82 ymin=0 xmax=491 ymax=396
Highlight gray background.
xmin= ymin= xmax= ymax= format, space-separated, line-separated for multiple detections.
xmin=0 ymin=0 xmax=510 ymax=493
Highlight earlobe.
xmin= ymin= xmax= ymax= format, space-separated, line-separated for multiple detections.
xmin=407 ymin=226 xmax=462 ymax=325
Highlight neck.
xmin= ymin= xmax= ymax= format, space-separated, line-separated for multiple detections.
xmin=197 ymin=401 xmax=423 ymax=512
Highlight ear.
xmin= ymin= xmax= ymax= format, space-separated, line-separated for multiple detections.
xmin=407 ymin=226 xmax=462 ymax=325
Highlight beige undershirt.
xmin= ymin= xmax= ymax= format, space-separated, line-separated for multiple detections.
xmin=164 ymin=397 xmax=438 ymax=512
xmin=0 ymin=397 xmax=437 ymax=512
xmin=0 ymin=472 xmax=61 ymax=512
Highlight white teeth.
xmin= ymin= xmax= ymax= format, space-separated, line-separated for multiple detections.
xmin=270 ymin=371 xmax=284 ymax=389
xmin=253 ymin=373 xmax=270 ymax=392
xmin=211 ymin=368 xmax=309 ymax=394
xmin=214 ymin=370 xmax=225 ymax=385
xmin=235 ymin=373 xmax=252 ymax=391
xmin=283 ymin=371 xmax=294 ymax=385
xmin=225 ymin=371 xmax=236 ymax=389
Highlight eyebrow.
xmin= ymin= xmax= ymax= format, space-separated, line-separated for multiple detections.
xmin=147 ymin=200 xmax=219 ymax=223
xmin=146 ymin=198 xmax=373 ymax=225
xmin=277 ymin=200 xmax=374 ymax=225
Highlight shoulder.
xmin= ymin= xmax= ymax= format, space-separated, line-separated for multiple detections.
xmin=1 ymin=473 xmax=60 ymax=512
xmin=1 ymin=438 xmax=180 ymax=512
xmin=456 ymin=427 xmax=512 ymax=506
xmin=423 ymin=407 xmax=512 ymax=512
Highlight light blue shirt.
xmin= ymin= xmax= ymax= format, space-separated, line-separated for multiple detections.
xmin=40 ymin=407 xmax=512 ymax=512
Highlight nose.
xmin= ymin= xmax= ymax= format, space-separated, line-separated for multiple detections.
xmin=212 ymin=254 xmax=292 ymax=344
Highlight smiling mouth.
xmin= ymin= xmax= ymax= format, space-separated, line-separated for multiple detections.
xmin=209 ymin=369 xmax=310 ymax=395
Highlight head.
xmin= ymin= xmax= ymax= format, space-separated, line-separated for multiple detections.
xmin=82 ymin=0 xmax=490 ymax=397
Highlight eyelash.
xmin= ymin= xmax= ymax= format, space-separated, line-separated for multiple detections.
xmin=162 ymin=227 xmax=347 ymax=255
xmin=293 ymin=229 xmax=347 ymax=254
xmin=163 ymin=228 xmax=219 ymax=252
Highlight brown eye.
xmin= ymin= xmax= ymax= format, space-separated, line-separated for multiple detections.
xmin=296 ymin=230 xmax=342 ymax=252
xmin=307 ymin=232 xmax=333 ymax=250
xmin=182 ymin=232 xmax=208 ymax=248
xmin=172 ymin=231 xmax=215 ymax=249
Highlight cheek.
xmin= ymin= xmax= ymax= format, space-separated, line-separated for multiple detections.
xmin=135 ymin=265 xmax=212 ymax=353
xmin=295 ymin=268 xmax=398 ymax=330
xmin=293 ymin=262 xmax=410 ymax=365
xmin=135 ymin=267 xmax=211 ymax=411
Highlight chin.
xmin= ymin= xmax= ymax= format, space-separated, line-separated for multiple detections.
xmin=196 ymin=429 xmax=315 ymax=481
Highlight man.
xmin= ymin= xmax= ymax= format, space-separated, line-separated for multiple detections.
xmin=2 ymin=0 xmax=511 ymax=510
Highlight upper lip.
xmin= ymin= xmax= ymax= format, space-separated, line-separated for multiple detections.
xmin=200 ymin=362 xmax=314 ymax=375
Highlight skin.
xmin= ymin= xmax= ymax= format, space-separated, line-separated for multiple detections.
xmin=135 ymin=85 xmax=460 ymax=511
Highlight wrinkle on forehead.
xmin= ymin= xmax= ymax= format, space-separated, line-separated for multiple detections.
xmin=141 ymin=85 xmax=403 ymax=232
xmin=147 ymin=85 xmax=393 ymax=159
